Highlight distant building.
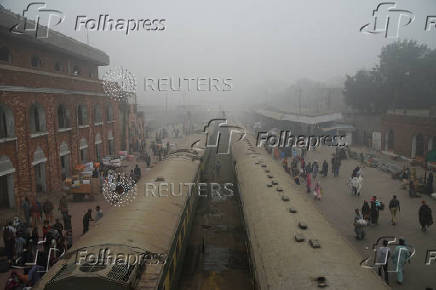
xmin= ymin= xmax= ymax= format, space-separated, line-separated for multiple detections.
xmin=343 ymin=112 xmax=383 ymax=150
xmin=0 ymin=6 xmax=122 ymax=209
xmin=381 ymin=109 xmax=436 ymax=160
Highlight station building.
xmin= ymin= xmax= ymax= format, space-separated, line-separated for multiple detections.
xmin=381 ymin=109 xmax=436 ymax=162
xmin=0 ymin=6 xmax=124 ymax=210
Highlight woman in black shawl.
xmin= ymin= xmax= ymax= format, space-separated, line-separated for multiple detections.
xmin=362 ymin=200 xmax=370 ymax=222
xmin=419 ymin=200 xmax=433 ymax=232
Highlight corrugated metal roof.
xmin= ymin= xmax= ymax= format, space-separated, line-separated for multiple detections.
xmin=255 ymin=109 xmax=342 ymax=125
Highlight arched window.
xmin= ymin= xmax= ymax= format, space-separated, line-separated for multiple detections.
xmin=29 ymin=103 xmax=46 ymax=133
xmin=0 ymin=104 xmax=15 ymax=138
xmin=79 ymin=138 xmax=88 ymax=163
xmin=77 ymin=104 xmax=88 ymax=126
xmin=106 ymin=104 xmax=113 ymax=122
xmin=72 ymin=65 xmax=80 ymax=76
xmin=31 ymin=55 xmax=41 ymax=67
xmin=0 ymin=47 xmax=11 ymax=63
xmin=57 ymin=104 xmax=71 ymax=129
xmin=94 ymin=104 xmax=102 ymax=124
xmin=32 ymin=146 xmax=47 ymax=192
xmin=59 ymin=141 xmax=71 ymax=179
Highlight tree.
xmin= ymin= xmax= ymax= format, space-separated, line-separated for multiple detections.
xmin=344 ymin=40 xmax=436 ymax=111
xmin=343 ymin=69 xmax=386 ymax=112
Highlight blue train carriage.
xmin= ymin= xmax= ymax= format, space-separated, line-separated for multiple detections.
xmin=33 ymin=139 xmax=204 ymax=290
xmin=231 ymin=134 xmax=390 ymax=290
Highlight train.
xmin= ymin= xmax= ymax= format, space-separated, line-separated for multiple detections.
xmin=34 ymin=135 xmax=205 ymax=290
xmin=231 ymin=134 xmax=390 ymax=290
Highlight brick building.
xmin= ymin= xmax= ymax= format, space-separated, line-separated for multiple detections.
xmin=381 ymin=109 xmax=436 ymax=160
xmin=0 ymin=6 xmax=123 ymax=209
xmin=343 ymin=112 xmax=383 ymax=150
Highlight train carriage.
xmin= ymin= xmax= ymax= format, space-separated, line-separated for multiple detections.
xmin=232 ymin=134 xmax=390 ymax=290
xmin=34 ymin=136 xmax=204 ymax=290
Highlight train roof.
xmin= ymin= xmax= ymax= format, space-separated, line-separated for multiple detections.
xmin=35 ymin=135 xmax=203 ymax=290
xmin=232 ymin=135 xmax=389 ymax=290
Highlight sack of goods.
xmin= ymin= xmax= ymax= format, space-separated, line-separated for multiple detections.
xmin=376 ymin=201 xmax=385 ymax=210
xmin=357 ymin=219 xmax=368 ymax=226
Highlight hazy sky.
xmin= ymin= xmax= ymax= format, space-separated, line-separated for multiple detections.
xmin=2 ymin=0 xmax=436 ymax=107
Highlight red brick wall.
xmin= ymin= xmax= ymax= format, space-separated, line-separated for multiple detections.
xmin=0 ymin=68 xmax=103 ymax=93
xmin=1 ymin=37 xmax=98 ymax=79
xmin=381 ymin=114 xmax=436 ymax=158
xmin=0 ymin=34 xmax=119 ymax=208
xmin=0 ymin=91 xmax=120 ymax=208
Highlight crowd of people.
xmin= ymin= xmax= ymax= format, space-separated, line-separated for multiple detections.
xmin=262 ymin=135 xmax=435 ymax=286
xmin=2 ymin=194 xmax=77 ymax=288
xmin=1 ymin=125 xmax=181 ymax=289
xmin=271 ymin=145 xmax=347 ymax=201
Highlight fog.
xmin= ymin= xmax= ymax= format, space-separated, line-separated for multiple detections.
xmin=3 ymin=0 xmax=436 ymax=108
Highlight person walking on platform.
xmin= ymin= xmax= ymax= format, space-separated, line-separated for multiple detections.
xmin=362 ymin=200 xmax=370 ymax=222
xmin=82 ymin=209 xmax=94 ymax=235
xmin=353 ymin=208 xmax=366 ymax=240
xmin=427 ymin=170 xmax=434 ymax=194
xmin=322 ymin=160 xmax=328 ymax=177
xmin=391 ymin=238 xmax=411 ymax=285
xmin=389 ymin=195 xmax=400 ymax=225
xmin=306 ymin=172 xmax=312 ymax=193
xmin=215 ymin=160 xmax=221 ymax=177
xmin=370 ymin=196 xmax=380 ymax=225
xmin=376 ymin=240 xmax=390 ymax=285
xmin=419 ymin=201 xmax=433 ymax=232
xmin=42 ymin=199 xmax=54 ymax=223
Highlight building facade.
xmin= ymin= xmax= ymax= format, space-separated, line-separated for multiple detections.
xmin=381 ymin=110 xmax=436 ymax=160
xmin=0 ymin=6 xmax=122 ymax=209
